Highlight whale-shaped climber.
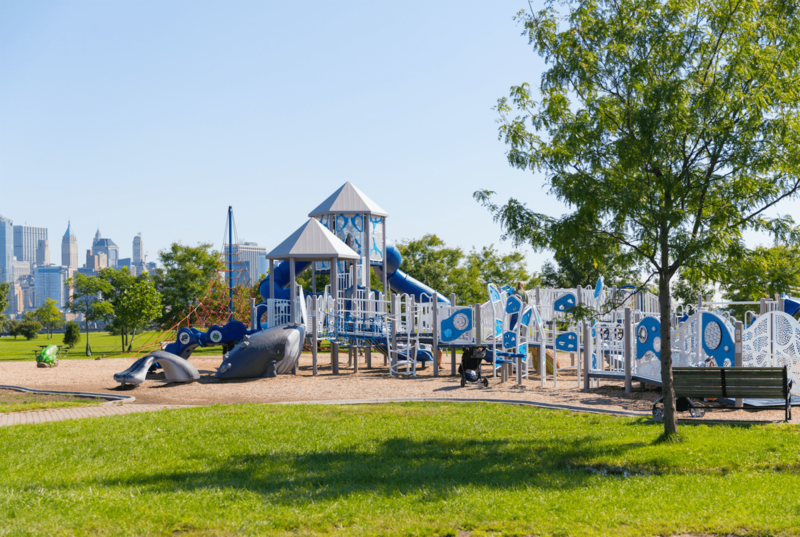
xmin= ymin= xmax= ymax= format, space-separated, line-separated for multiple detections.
xmin=215 ymin=323 xmax=305 ymax=379
xmin=113 ymin=351 xmax=200 ymax=386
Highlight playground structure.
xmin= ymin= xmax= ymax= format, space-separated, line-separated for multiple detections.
xmin=137 ymin=182 xmax=800 ymax=404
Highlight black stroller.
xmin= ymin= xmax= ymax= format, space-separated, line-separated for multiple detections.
xmin=459 ymin=346 xmax=489 ymax=387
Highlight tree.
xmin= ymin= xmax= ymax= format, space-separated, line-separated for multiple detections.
xmin=63 ymin=321 xmax=81 ymax=348
xmin=115 ymin=277 xmax=162 ymax=350
xmin=0 ymin=274 xmax=10 ymax=333
xmin=99 ymin=267 xmax=162 ymax=350
xmin=540 ymin=247 xmax=644 ymax=289
xmin=33 ymin=298 xmax=64 ymax=339
xmin=6 ymin=319 xmax=20 ymax=339
xmin=458 ymin=245 xmax=536 ymax=305
xmin=397 ymin=235 xmax=468 ymax=300
xmin=719 ymin=245 xmax=800 ymax=320
xmin=477 ymin=0 xmax=800 ymax=437
xmin=153 ymin=243 xmax=222 ymax=327
xmin=671 ymin=269 xmax=713 ymax=311
xmin=68 ymin=273 xmax=114 ymax=356
xmin=17 ymin=319 xmax=43 ymax=340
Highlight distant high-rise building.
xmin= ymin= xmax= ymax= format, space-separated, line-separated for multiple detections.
xmin=91 ymin=228 xmax=119 ymax=268
xmin=233 ymin=242 xmax=267 ymax=287
xmin=34 ymin=265 xmax=69 ymax=309
xmin=0 ymin=215 xmax=13 ymax=284
xmin=133 ymin=233 xmax=144 ymax=265
xmin=61 ymin=222 xmax=79 ymax=270
xmin=36 ymin=239 xmax=50 ymax=266
xmin=13 ymin=259 xmax=31 ymax=282
xmin=13 ymin=225 xmax=47 ymax=266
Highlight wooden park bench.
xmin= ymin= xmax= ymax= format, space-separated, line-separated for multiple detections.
xmin=652 ymin=366 xmax=793 ymax=422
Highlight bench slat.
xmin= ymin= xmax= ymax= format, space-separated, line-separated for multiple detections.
xmin=673 ymin=371 xmax=785 ymax=379
xmin=675 ymin=388 xmax=786 ymax=398
xmin=673 ymin=378 xmax=784 ymax=387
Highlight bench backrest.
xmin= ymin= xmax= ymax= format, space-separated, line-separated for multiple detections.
xmin=672 ymin=367 xmax=789 ymax=399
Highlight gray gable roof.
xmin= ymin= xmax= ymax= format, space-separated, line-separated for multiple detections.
xmin=308 ymin=182 xmax=388 ymax=217
xmin=267 ymin=218 xmax=360 ymax=261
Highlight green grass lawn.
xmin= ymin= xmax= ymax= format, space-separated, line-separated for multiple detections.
xmin=0 ymin=388 xmax=100 ymax=414
xmin=1 ymin=403 xmax=799 ymax=536
xmin=0 ymin=331 xmax=223 ymax=362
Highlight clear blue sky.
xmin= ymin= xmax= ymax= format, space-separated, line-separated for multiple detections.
xmin=0 ymin=0 xmax=789 ymax=274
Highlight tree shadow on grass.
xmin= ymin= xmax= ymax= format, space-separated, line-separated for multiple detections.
xmin=107 ymin=434 xmax=644 ymax=504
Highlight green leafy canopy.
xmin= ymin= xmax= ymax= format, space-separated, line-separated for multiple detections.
xmin=477 ymin=0 xmax=800 ymax=435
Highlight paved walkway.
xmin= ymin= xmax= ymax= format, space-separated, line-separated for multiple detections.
xmin=0 ymin=396 xmax=651 ymax=427
xmin=0 ymin=404 xmax=191 ymax=427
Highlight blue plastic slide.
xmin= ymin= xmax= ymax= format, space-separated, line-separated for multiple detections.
xmin=373 ymin=241 xmax=450 ymax=304
xmin=258 ymin=241 xmax=449 ymax=304
xmin=784 ymin=297 xmax=800 ymax=317
xmin=258 ymin=260 xmax=312 ymax=301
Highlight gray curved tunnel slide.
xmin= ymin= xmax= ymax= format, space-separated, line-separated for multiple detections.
xmin=113 ymin=351 xmax=200 ymax=386
xmin=216 ymin=323 xmax=305 ymax=379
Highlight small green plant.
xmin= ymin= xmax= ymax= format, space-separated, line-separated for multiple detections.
xmin=62 ymin=321 xmax=81 ymax=348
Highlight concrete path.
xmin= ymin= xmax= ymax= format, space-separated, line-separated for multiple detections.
xmin=0 ymin=404 xmax=192 ymax=427
xmin=0 ymin=395 xmax=651 ymax=428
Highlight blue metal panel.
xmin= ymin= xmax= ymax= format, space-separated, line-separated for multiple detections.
xmin=554 ymin=293 xmax=576 ymax=313
xmin=556 ymin=332 xmax=578 ymax=351
xmin=440 ymin=308 xmax=473 ymax=343
xmin=503 ymin=331 xmax=517 ymax=349
xmin=636 ymin=317 xmax=661 ymax=360
xmin=701 ymin=312 xmax=735 ymax=366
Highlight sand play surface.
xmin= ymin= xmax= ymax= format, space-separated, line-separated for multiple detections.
xmin=1 ymin=352 xmax=795 ymax=423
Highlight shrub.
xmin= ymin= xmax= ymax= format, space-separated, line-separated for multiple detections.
xmin=17 ymin=320 xmax=43 ymax=340
xmin=63 ymin=321 xmax=81 ymax=348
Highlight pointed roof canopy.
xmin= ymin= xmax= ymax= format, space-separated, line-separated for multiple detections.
xmin=267 ymin=218 xmax=360 ymax=261
xmin=308 ymin=182 xmax=388 ymax=217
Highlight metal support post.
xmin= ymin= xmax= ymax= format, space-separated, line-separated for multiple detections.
xmin=624 ymin=306 xmax=632 ymax=394
xmin=432 ymin=292 xmax=439 ymax=377
xmin=290 ymin=258 xmax=297 ymax=375
xmin=331 ymin=256 xmax=339 ymax=375
xmin=583 ymin=323 xmax=591 ymax=391
xmin=390 ymin=294 xmax=398 ymax=372
xmin=249 ymin=298 xmax=256 ymax=331
xmin=450 ymin=293 xmax=457 ymax=375
xmin=735 ymin=320 xmax=743 ymax=408
xmin=312 ymin=295 xmax=318 ymax=375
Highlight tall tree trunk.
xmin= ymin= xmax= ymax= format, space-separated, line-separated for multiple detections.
xmin=129 ymin=327 xmax=136 ymax=351
xmin=121 ymin=328 xmax=125 ymax=353
xmin=659 ymin=231 xmax=678 ymax=436
xmin=85 ymin=319 xmax=91 ymax=356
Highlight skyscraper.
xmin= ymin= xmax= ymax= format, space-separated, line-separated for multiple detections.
xmin=0 ymin=215 xmax=13 ymax=284
xmin=234 ymin=242 xmax=267 ymax=286
xmin=36 ymin=239 xmax=50 ymax=266
xmin=34 ymin=265 xmax=69 ymax=309
xmin=61 ymin=221 xmax=79 ymax=270
xmin=13 ymin=225 xmax=47 ymax=266
xmin=133 ymin=233 xmax=144 ymax=264
xmin=91 ymin=229 xmax=119 ymax=269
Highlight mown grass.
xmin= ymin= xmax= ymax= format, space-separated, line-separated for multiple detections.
xmin=1 ymin=402 xmax=800 ymax=536
xmin=0 ymin=389 xmax=99 ymax=414
xmin=0 ymin=331 xmax=222 ymax=362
